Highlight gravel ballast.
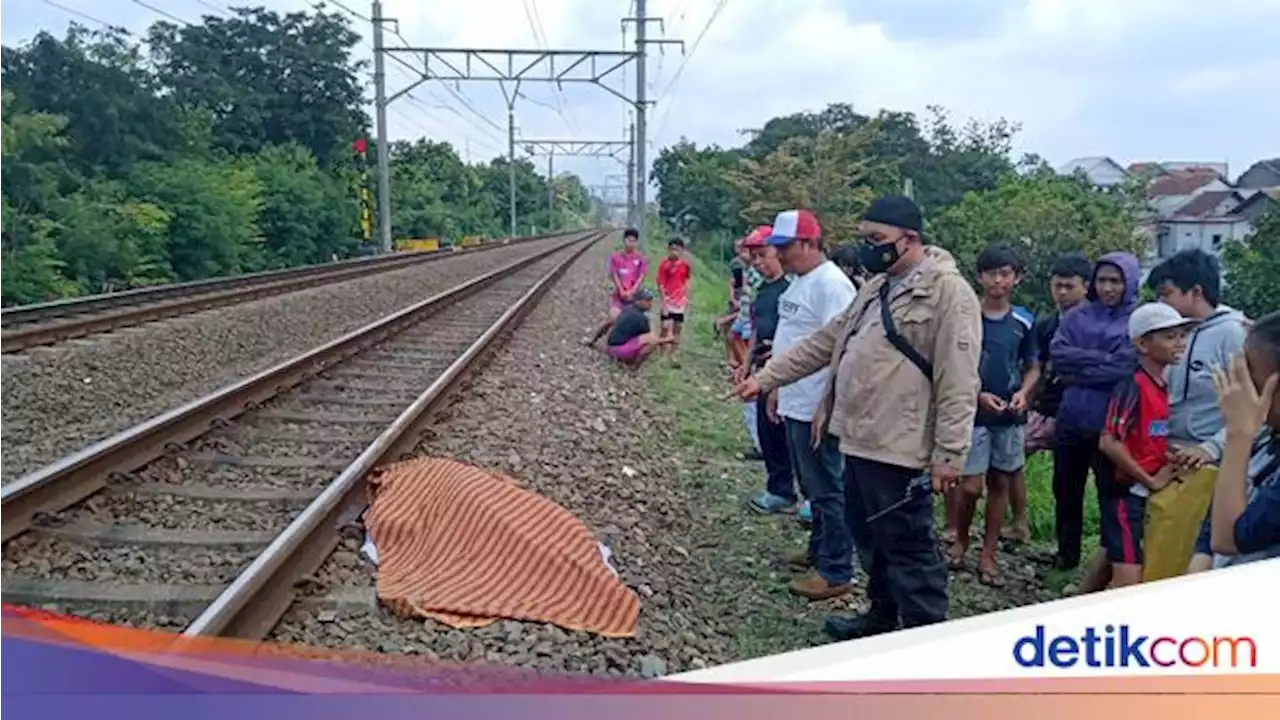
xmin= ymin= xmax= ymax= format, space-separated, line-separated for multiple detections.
xmin=1 ymin=238 xmax=570 ymax=482
xmin=271 ymin=241 xmax=737 ymax=676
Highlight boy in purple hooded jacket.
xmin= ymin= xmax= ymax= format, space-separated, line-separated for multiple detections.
xmin=1049 ymin=252 xmax=1141 ymax=571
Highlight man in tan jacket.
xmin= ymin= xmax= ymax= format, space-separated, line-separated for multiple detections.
xmin=733 ymin=195 xmax=982 ymax=639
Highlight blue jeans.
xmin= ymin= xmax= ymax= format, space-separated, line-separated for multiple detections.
xmin=785 ymin=418 xmax=853 ymax=585
xmin=742 ymin=401 xmax=762 ymax=453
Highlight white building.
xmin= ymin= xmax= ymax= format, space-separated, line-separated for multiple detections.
xmin=1154 ymin=190 xmax=1253 ymax=258
xmin=1056 ymin=156 xmax=1130 ymax=187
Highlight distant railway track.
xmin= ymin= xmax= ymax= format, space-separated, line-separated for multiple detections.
xmin=0 ymin=232 xmax=578 ymax=354
xmin=0 ymin=229 xmax=604 ymax=640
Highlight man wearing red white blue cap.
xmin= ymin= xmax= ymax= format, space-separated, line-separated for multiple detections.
xmin=760 ymin=209 xmax=860 ymax=601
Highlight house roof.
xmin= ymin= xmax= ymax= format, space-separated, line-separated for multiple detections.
xmin=1238 ymin=158 xmax=1280 ymax=184
xmin=1127 ymin=161 xmax=1166 ymax=176
xmin=1232 ymin=190 xmax=1280 ymax=215
xmin=1161 ymin=161 xmax=1230 ymax=176
xmin=1173 ymin=190 xmax=1242 ymax=218
xmin=1056 ymin=156 xmax=1128 ymax=184
xmin=1146 ymin=168 xmax=1225 ymax=198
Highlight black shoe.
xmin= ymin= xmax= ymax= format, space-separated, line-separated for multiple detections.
xmin=1054 ymin=556 xmax=1079 ymax=572
xmin=824 ymin=613 xmax=899 ymax=641
xmin=742 ymin=449 xmax=765 ymax=462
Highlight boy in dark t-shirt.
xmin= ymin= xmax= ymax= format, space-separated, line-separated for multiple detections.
xmin=947 ymin=245 xmax=1039 ymax=587
xmin=741 ymin=234 xmax=799 ymax=515
xmin=1005 ymin=254 xmax=1092 ymax=543
xmin=1089 ymin=302 xmax=1197 ymax=590
xmin=606 ymin=290 xmax=672 ymax=367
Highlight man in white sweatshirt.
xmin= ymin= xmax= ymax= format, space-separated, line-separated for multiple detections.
xmin=765 ymin=209 xmax=859 ymax=601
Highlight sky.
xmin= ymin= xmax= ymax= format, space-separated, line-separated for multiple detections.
xmin=4 ymin=0 xmax=1279 ymax=200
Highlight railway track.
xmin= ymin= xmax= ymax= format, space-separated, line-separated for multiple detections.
xmin=0 ymin=232 xmax=571 ymax=354
xmin=1 ymin=229 xmax=604 ymax=640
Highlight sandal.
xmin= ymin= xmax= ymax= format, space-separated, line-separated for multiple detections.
xmin=946 ymin=547 xmax=966 ymax=572
xmin=1000 ymin=526 xmax=1030 ymax=544
xmin=978 ymin=566 xmax=1007 ymax=588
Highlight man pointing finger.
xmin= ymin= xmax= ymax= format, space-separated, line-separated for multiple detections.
xmin=733 ymin=196 xmax=982 ymax=639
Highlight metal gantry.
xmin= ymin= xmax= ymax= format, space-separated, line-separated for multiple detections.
xmin=520 ymin=131 xmax=633 ymax=220
xmin=370 ymin=0 xmax=682 ymax=247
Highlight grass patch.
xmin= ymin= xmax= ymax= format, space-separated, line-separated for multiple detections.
xmin=633 ymin=232 xmax=1100 ymax=655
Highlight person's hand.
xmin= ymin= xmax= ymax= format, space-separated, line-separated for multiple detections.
xmin=930 ymin=462 xmax=962 ymax=494
xmin=1148 ymin=465 xmax=1176 ymax=492
xmin=1009 ymin=390 xmax=1029 ymax=413
xmin=1214 ymin=353 xmax=1278 ymax=439
xmin=730 ymin=375 xmax=762 ymax=401
xmin=979 ymin=392 xmax=1009 ymax=414
xmin=766 ymin=390 xmax=781 ymax=424
xmin=1169 ymin=445 xmax=1213 ymax=471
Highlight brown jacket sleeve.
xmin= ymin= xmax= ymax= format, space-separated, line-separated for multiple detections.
xmin=754 ymin=307 xmax=849 ymax=392
xmin=928 ymin=276 xmax=982 ymax=468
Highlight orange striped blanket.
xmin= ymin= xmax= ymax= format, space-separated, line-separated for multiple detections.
xmin=364 ymin=457 xmax=640 ymax=638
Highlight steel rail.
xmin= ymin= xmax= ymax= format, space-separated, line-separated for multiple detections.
xmin=0 ymin=230 xmax=601 ymax=544
xmin=182 ymin=232 xmax=601 ymax=639
xmin=0 ymin=230 xmax=580 ymax=353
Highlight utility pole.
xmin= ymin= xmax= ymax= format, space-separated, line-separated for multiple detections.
xmin=546 ymin=147 xmax=555 ymax=221
xmin=626 ymin=120 xmax=636 ymax=229
xmin=633 ymin=0 xmax=648 ymax=236
xmin=501 ymin=82 xmax=520 ymax=239
xmin=371 ymin=1 xmax=392 ymax=253
xmin=622 ymin=3 xmax=681 ymax=234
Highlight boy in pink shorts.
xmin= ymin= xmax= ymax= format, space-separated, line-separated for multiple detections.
xmin=583 ymin=228 xmax=649 ymax=346
xmin=606 ymin=289 xmax=672 ymax=366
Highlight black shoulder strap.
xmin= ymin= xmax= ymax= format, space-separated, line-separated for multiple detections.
xmin=878 ymin=282 xmax=934 ymax=382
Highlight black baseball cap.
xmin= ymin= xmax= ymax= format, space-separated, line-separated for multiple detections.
xmin=631 ymin=288 xmax=654 ymax=302
xmin=862 ymin=196 xmax=924 ymax=232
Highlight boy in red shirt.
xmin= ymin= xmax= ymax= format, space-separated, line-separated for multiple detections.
xmin=656 ymin=237 xmax=692 ymax=359
xmin=1092 ymin=303 xmax=1197 ymax=590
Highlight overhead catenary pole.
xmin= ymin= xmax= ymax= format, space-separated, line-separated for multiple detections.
xmin=371 ymin=1 xmax=392 ymax=253
xmin=634 ymin=0 xmax=648 ymax=236
xmin=626 ymin=120 xmax=636 ymax=228
xmin=507 ymin=96 xmax=517 ymax=238
xmin=547 ymin=148 xmax=555 ymax=222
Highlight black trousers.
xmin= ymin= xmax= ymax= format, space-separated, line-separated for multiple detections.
xmin=1052 ymin=425 xmax=1102 ymax=568
xmin=844 ymin=454 xmax=948 ymax=628
xmin=756 ymin=389 xmax=798 ymax=502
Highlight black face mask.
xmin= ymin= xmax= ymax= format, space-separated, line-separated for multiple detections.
xmin=858 ymin=237 xmax=902 ymax=274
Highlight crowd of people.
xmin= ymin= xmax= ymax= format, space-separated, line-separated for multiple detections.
xmin=581 ymin=199 xmax=1279 ymax=640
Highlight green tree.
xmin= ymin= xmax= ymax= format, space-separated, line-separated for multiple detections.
xmin=930 ymin=167 xmax=1145 ymax=313
xmin=251 ymin=143 xmax=351 ymax=266
xmin=1223 ymin=210 xmax=1280 ymax=319
xmin=147 ymin=7 xmax=368 ymax=166
xmin=1 ymin=90 xmax=78 ymax=303
xmin=731 ymin=127 xmax=897 ymax=245
xmin=653 ymin=102 xmax=1018 ymax=244
xmin=53 ymin=181 xmax=173 ymax=292
xmin=128 ymin=157 xmax=264 ymax=280
xmin=650 ymin=140 xmax=742 ymax=236
xmin=2 ymin=27 xmax=185 ymax=178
